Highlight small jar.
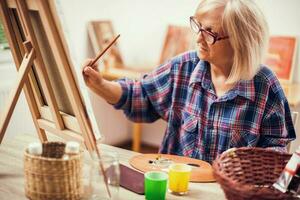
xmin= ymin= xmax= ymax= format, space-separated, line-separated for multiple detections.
xmin=28 ymin=142 xmax=42 ymax=156
xmin=89 ymin=151 xmax=120 ymax=200
xmin=63 ymin=141 xmax=80 ymax=160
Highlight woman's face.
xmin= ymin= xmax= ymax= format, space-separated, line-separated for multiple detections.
xmin=194 ymin=8 xmax=233 ymax=67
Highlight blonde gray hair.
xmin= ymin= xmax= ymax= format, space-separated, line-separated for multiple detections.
xmin=196 ymin=0 xmax=269 ymax=84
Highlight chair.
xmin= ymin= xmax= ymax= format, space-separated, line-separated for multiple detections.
xmin=88 ymin=21 xmax=194 ymax=152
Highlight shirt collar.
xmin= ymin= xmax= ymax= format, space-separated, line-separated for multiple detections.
xmin=189 ymin=60 xmax=212 ymax=90
xmin=234 ymin=79 xmax=256 ymax=101
xmin=189 ymin=60 xmax=256 ymax=101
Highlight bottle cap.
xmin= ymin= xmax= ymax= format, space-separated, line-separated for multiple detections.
xmin=28 ymin=142 xmax=42 ymax=155
xmin=65 ymin=141 xmax=80 ymax=154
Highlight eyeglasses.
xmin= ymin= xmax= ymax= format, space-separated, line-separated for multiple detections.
xmin=190 ymin=16 xmax=229 ymax=45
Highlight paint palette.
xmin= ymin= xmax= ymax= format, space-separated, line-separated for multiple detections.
xmin=129 ymin=154 xmax=216 ymax=182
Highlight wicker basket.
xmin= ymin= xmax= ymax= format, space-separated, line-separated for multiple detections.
xmin=24 ymin=142 xmax=83 ymax=200
xmin=213 ymin=147 xmax=297 ymax=200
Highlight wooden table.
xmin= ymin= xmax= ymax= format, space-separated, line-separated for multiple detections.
xmin=0 ymin=132 xmax=226 ymax=200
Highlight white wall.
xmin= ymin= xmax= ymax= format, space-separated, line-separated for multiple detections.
xmin=55 ymin=0 xmax=300 ymax=147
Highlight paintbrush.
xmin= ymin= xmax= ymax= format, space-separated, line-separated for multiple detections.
xmin=89 ymin=34 xmax=121 ymax=198
xmin=95 ymin=145 xmax=112 ymax=198
xmin=90 ymin=34 xmax=120 ymax=67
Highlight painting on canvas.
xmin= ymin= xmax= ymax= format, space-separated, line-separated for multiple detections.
xmin=265 ymin=36 xmax=297 ymax=82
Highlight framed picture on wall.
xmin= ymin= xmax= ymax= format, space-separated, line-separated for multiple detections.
xmin=159 ymin=25 xmax=196 ymax=64
xmin=264 ymin=36 xmax=297 ymax=83
xmin=88 ymin=20 xmax=124 ymax=69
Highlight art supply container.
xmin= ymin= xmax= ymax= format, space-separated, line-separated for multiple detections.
xmin=168 ymin=163 xmax=192 ymax=195
xmin=144 ymin=171 xmax=168 ymax=200
xmin=24 ymin=141 xmax=83 ymax=200
xmin=89 ymin=151 xmax=120 ymax=200
xmin=213 ymin=147 xmax=295 ymax=200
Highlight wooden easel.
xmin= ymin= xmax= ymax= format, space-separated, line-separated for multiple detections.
xmin=0 ymin=40 xmax=36 ymax=143
xmin=0 ymin=1 xmax=114 ymax=196
xmin=0 ymin=0 xmax=99 ymax=152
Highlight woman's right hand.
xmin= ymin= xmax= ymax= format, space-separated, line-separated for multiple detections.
xmin=81 ymin=59 xmax=122 ymax=104
xmin=82 ymin=59 xmax=103 ymax=93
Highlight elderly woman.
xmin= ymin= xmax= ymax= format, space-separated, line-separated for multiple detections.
xmin=82 ymin=0 xmax=296 ymax=163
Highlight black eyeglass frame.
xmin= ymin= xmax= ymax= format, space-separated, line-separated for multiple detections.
xmin=190 ymin=16 xmax=229 ymax=45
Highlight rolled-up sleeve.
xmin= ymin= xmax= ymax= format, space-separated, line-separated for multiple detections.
xmin=258 ymin=96 xmax=296 ymax=152
xmin=113 ymin=79 xmax=130 ymax=109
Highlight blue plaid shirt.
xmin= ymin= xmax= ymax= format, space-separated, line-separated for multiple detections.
xmin=114 ymin=51 xmax=296 ymax=163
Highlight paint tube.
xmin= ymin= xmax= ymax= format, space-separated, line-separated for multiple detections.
xmin=63 ymin=141 xmax=80 ymax=160
xmin=273 ymin=146 xmax=300 ymax=197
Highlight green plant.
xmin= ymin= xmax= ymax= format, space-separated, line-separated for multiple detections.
xmin=0 ymin=21 xmax=9 ymax=50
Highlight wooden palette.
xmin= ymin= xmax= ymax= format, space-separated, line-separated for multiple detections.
xmin=129 ymin=154 xmax=216 ymax=182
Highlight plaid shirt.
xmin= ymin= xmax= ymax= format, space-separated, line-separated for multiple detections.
xmin=114 ymin=51 xmax=296 ymax=163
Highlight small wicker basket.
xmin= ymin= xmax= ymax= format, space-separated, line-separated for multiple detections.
xmin=213 ymin=147 xmax=297 ymax=200
xmin=24 ymin=142 xmax=83 ymax=200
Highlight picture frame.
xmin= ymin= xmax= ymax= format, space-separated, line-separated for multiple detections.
xmin=159 ymin=25 xmax=196 ymax=64
xmin=264 ymin=36 xmax=297 ymax=83
xmin=87 ymin=20 xmax=153 ymax=81
xmin=88 ymin=20 xmax=124 ymax=70
xmin=0 ymin=0 xmax=100 ymax=151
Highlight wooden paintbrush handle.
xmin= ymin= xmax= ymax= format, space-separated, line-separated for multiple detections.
xmin=90 ymin=34 xmax=120 ymax=67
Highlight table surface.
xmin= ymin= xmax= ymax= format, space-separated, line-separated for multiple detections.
xmin=0 ymin=133 xmax=226 ymax=200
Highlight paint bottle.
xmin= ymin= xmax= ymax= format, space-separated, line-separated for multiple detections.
xmin=63 ymin=141 xmax=80 ymax=160
xmin=273 ymin=146 xmax=300 ymax=197
xmin=28 ymin=142 xmax=42 ymax=156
